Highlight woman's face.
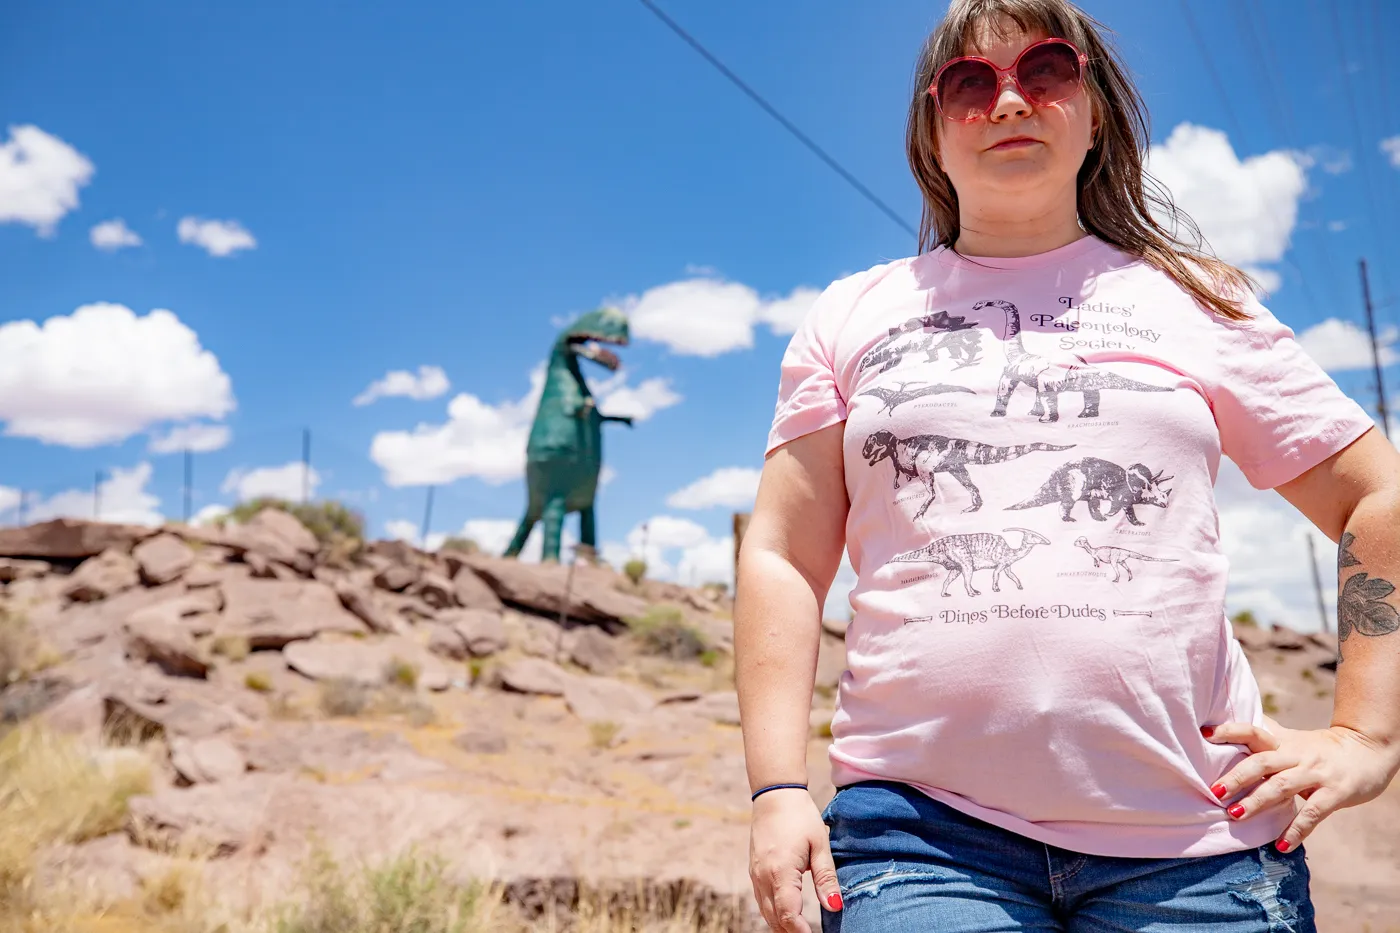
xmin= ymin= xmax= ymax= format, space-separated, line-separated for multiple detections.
xmin=935 ymin=22 xmax=1096 ymax=210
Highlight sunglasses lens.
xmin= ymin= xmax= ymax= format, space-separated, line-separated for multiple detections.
xmin=1016 ymin=40 xmax=1082 ymax=105
xmin=937 ymin=59 xmax=999 ymax=120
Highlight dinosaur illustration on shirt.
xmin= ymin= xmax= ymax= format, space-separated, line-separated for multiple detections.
xmin=892 ymin=527 xmax=1050 ymax=596
xmin=973 ymin=299 xmax=1174 ymax=422
xmin=860 ymin=310 xmax=983 ymax=373
xmin=863 ymin=430 xmax=1074 ymax=519
xmin=859 ymin=381 xmax=975 ymax=416
xmin=1073 ymin=537 xmax=1178 ymax=582
xmin=1007 ymin=457 xmax=1173 ymax=526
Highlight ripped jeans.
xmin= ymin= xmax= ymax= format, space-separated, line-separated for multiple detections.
xmin=822 ymin=781 xmax=1315 ymax=933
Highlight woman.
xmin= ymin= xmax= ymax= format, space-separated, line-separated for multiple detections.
xmin=734 ymin=1 xmax=1400 ymax=930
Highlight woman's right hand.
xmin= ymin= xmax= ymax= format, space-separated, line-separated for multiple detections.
xmin=748 ymin=788 xmax=843 ymax=932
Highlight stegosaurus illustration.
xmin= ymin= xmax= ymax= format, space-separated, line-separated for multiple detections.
xmin=974 ymin=299 xmax=1174 ymax=422
xmin=891 ymin=527 xmax=1050 ymax=596
xmin=1073 ymin=537 xmax=1177 ymax=582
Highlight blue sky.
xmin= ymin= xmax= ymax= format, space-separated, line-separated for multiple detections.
xmin=2 ymin=0 xmax=1398 ymax=623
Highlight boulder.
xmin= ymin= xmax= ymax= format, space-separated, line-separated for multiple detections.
xmin=132 ymin=533 xmax=194 ymax=586
xmin=1268 ymin=625 xmax=1308 ymax=651
xmin=42 ymin=582 xmax=187 ymax=655
xmin=411 ymin=572 xmax=456 ymax=609
xmin=246 ymin=507 xmax=318 ymax=556
xmin=217 ymin=578 xmax=366 ymax=649
xmin=230 ymin=510 xmax=315 ymax=574
xmin=453 ymin=727 xmax=507 ymax=755
xmin=182 ymin=562 xmax=224 ymax=589
xmin=105 ymin=688 xmax=246 ymax=741
xmin=441 ymin=608 xmax=506 ymax=657
xmin=125 ymin=609 xmax=209 ymax=678
xmin=452 ymin=567 xmax=504 ymax=611
xmin=498 ymin=658 xmax=570 ymax=696
xmin=0 ymin=557 xmax=51 ymax=583
xmin=821 ymin=617 xmax=850 ymax=638
xmin=568 ymin=627 xmax=621 ymax=675
xmin=0 ymin=519 xmax=146 ymax=561
xmin=169 ymin=736 xmax=247 ymax=784
xmin=62 ymin=548 xmax=141 ymax=602
xmin=335 ymin=580 xmax=399 ymax=634
xmin=374 ymin=564 xmax=419 ymax=593
xmin=427 ymin=624 xmax=468 ymax=661
xmin=562 ymin=675 xmax=655 ymax=724
xmin=127 ymin=775 xmax=278 ymax=856
xmin=459 ymin=554 xmax=647 ymax=631
xmin=692 ymin=692 xmax=741 ymax=725
xmin=283 ymin=635 xmax=451 ymax=691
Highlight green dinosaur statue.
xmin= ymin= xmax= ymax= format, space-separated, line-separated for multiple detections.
xmin=504 ymin=307 xmax=633 ymax=563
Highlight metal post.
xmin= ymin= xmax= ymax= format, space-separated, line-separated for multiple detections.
xmin=421 ymin=485 xmax=435 ymax=549
xmin=301 ymin=428 xmax=312 ymax=504
xmin=93 ymin=470 xmax=103 ymax=520
xmin=183 ymin=448 xmax=193 ymax=523
xmin=1361 ymin=259 xmax=1390 ymax=438
xmin=555 ymin=544 xmax=578 ymax=662
xmin=1306 ymin=533 xmax=1330 ymax=635
xmin=16 ymin=490 xmax=26 ymax=527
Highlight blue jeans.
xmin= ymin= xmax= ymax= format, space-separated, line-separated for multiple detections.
xmin=821 ymin=781 xmax=1315 ymax=932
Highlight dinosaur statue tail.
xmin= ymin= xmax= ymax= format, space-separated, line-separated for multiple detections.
xmin=969 ymin=441 xmax=1074 ymax=465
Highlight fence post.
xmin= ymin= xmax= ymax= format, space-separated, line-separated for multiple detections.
xmin=301 ymin=428 xmax=312 ymax=504
xmin=183 ymin=448 xmax=193 ymax=524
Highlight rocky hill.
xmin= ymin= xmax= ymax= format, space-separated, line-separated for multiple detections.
xmin=0 ymin=510 xmax=1394 ymax=931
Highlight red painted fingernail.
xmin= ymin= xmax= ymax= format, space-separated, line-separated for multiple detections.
xmin=1200 ymin=725 xmax=1215 ymax=738
xmin=1228 ymin=804 xmax=1246 ymax=819
xmin=827 ymin=892 xmax=844 ymax=911
xmin=1211 ymin=783 xmax=1227 ymax=799
xmin=1276 ymin=839 xmax=1291 ymax=852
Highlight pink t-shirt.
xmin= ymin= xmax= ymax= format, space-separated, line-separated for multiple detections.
xmin=765 ymin=235 xmax=1374 ymax=858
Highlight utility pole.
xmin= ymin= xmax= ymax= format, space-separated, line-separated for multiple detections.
xmin=301 ymin=428 xmax=312 ymax=504
xmin=183 ymin=448 xmax=193 ymax=523
xmin=421 ymin=485 xmax=435 ymax=549
xmin=1361 ymin=259 xmax=1390 ymax=438
xmin=1305 ymin=533 xmax=1330 ymax=634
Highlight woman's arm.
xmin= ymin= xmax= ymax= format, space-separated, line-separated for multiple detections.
xmin=736 ymin=421 xmax=849 ymax=933
xmin=1207 ymin=426 xmax=1400 ymax=851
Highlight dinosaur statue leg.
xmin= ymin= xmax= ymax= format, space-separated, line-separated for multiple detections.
xmin=540 ymin=496 xmax=568 ymax=563
xmin=503 ymin=503 xmax=542 ymax=558
xmin=579 ymin=505 xmax=597 ymax=549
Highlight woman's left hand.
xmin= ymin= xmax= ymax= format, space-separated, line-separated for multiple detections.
xmin=1203 ymin=719 xmax=1400 ymax=852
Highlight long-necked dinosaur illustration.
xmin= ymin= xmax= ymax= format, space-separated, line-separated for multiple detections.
xmin=973 ymin=299 xmax=1173 ymax=422
xmin=1073 ymin=537 xmax=1178 ymax=582
xmin=862 ymin=429 xmax=1074 ymax=519
xmin=891 ymin=527 xmax=1050 ymax=596
xmin=1007 ymin=457 xmax=1173 ymax=526
xmin=859 ymin=380 xmax=974 ymax=416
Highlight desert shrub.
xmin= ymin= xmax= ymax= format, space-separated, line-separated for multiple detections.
xmin=0 ymin=610 xmax=35 ymax=687
xmin=439 ymin=537 xmax=479 ymax=554
xmin=244 ymin=672 xmax=274 ymax=693
xmin=1262 ymin=692 xmax=1279 ymax=715
xmin=225 ymin=497 xmax=366 ymax=548
xmin=623 ymin=559 xmax=647 ymax=586
xmin=1230 ymin=609 xmax=1259 ymax=629
xmin=625 ymin=605 xmax=707 ymax=661
xmin=211 ymin=634 xmax=251 ymax=662
xmin=383 ymin=658 xmax=419 ymax=691
xmin=319 ymin=679 xmax=371 ymax=718
xmin=589 ymin=720 xmax=621 ymax=749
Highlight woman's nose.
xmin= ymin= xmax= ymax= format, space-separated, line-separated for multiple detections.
xmin=990 ymin=75 xmax=1032 ymax=121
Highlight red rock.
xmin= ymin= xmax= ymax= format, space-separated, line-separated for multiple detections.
xmin=62 ymin=548 xmax=141 ymax=602
xmin=499 ymin=658 xmax=569 ymax=696
xmin=562 ymin=675 xmax=654 ymax=724
xmin=0 ymin=519 xmax=147 ymax=561
xmin=131 ymin=533 xmax=194 ymax=586
xmin=125 ymin=608 xmax=209 ymax=679
xmin=169 ymin=736 xmax=247 ymax=784
xmin=374 ymin=564 xmax=419 ymax=593
xmin=411 ymin=571 xmax=456 ymax=609
xmin=452 ymin=567 xmax=504 ymax=611
xmin=0 ymin=557 xmax=51 ymax=583
xmin=461 ymin=553 xmax=648 ymax=630
xmin=217 ymin=578 xmax=366 ymax=649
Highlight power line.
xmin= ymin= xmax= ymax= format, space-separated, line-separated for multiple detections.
xmin=634 ymin=0 xmax=918 ymax=240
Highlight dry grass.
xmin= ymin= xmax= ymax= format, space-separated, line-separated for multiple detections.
xmin=211 ymin=636 xmax=251 ymax=662
xmin=318 ymin=679 xmax=371 ymax=718
xmin=625 ymin=607 xmax=707 ymax=662
xmin=244 ymin=672 xmax=274 ymax=693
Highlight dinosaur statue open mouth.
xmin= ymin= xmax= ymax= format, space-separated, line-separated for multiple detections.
xmin=571 ymin=334 xmax=626 ymax=371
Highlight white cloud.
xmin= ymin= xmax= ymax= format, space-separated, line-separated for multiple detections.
xmin=221 ymin=462 xmax=320 ymax=503
xmin=0 ymin=486 xmax=20 ymax=521
xmin=148 ymin=422 xmax=232 ymax=454
xmin=1305 ymin=145 xmax=1352 ymax=175
xmin=191 ymin=504 xmax=229 ymax=527
xmin=177 ymin=216 xmax=256 ymax=257
xmin=1296 ymin=318 xmax=1399 ymax=372
xmin=599 ymin=465 xmax=617 ymax=487
xmin=27 ymin=463 xmax=164 ymax=527
xmin=0 ymin=125 xmax=94 ymax=236
xmin=353 ymin=365 xmax=450 ymax=406
xmin=370 ymin=364 xmax=679 ymax=487
xmin=448 ymin=517 xmax=576 ymax=563
xmin=1382 ymin=136 xmax=1400 ymax=169
xmin=1147 ymin=124 xmax=1308 ymax=292
xmin=666 ymin=466 xmax=761 ymax=510
xmin=615 ymin=277 xmax=821 ymax=356
xmin=0 ymin=303 xmax=235 ymax=448
xmin=89 ymin=218 xmax=142 ymax=251
xmin=1328 ymin=221 xmax=1347 ymax=233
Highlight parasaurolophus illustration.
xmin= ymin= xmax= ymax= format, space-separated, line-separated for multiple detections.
xmin=973 ymin=299 xmax=1174 ymax=422
xmin=1073 ymin=537 xmax=1178 ymax=582
xmin=891 ymin=527 xmax=1051 ymax=596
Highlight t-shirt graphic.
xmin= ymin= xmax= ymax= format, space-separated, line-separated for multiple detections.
xmin=765 ymin=235 xmax=1376 ymax=858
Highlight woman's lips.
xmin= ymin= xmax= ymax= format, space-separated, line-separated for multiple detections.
xmin=989 ymin=137 xmax=1040 ymax=151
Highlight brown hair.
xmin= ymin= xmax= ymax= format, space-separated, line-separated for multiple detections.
xmin=906 ymin=0 xmax=1255 ymax=321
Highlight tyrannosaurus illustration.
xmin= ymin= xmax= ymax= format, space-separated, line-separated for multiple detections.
xmin=973 ymin=299 xmax=1173 ymax=422
xmin=504 ymin=308 xmax=633 ymax=563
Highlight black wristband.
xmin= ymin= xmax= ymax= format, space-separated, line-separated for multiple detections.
xmin=751 ymin=782 xmax=808 ymax=801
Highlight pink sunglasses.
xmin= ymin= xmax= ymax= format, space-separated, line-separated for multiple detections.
xmin=928 ymin=37 xmax=1089 ymax=122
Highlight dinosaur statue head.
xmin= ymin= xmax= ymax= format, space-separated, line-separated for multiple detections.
xmin=562 ymin=307 xmax=630 ymax=372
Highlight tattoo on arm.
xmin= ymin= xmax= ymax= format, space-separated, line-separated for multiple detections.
xmin=1337 ymin=532 xmax=1400 ymax=643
